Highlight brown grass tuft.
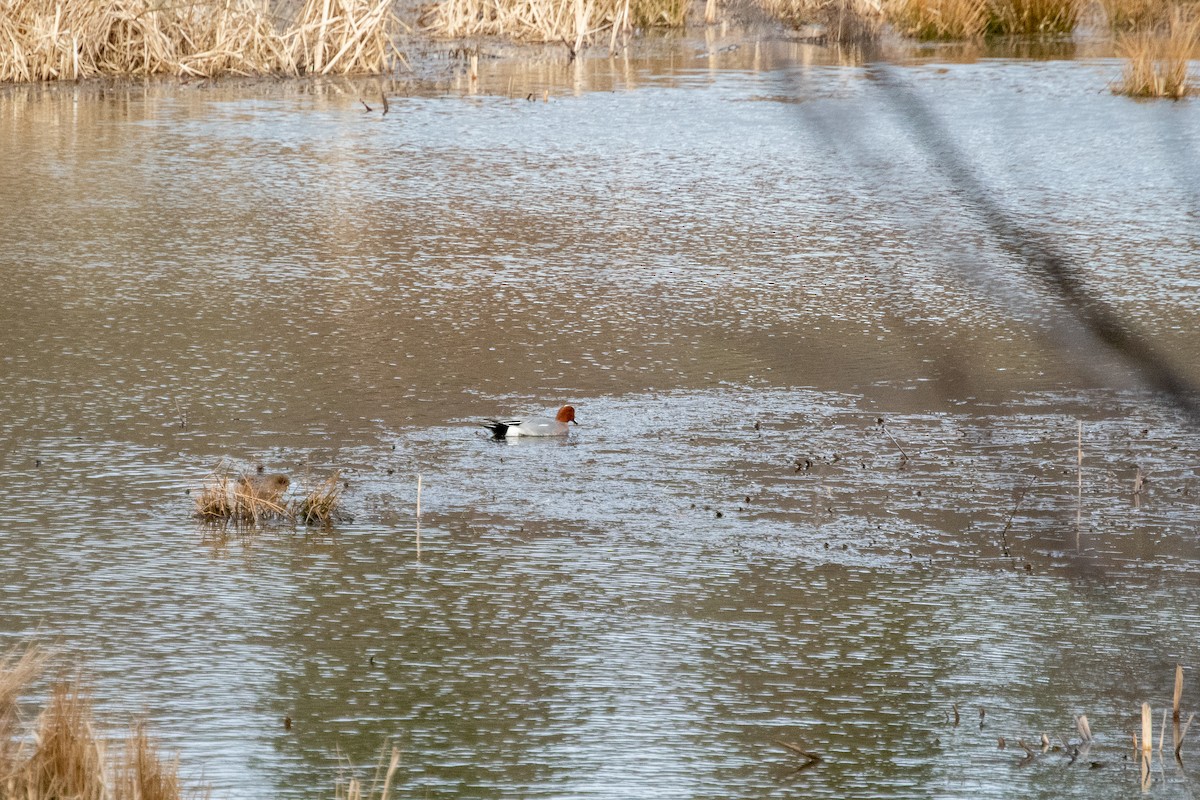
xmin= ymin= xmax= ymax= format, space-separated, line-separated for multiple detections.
xmin=0 ymin=0 xmax=403 ymax=84
xmin=0 ymin=648 xmax=200 ymax=800
xmin=195 ymin=464 xmax=345 ymax=527
xmin=1115 ymin=7 xmax=1200 ymax=97
xmin=886 ymin=0 xmax=990 ymax=38
xmin=759 ymin=0 xmax=885 ymax=41
xmin=421 ymin=0 xmax=687 ymax=47
xmin=296 ymin=471 xmax=346 ymax=527
xmin=986 ymin=0 xmax=1080 ymax=33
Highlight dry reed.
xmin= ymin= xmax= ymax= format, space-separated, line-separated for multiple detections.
xmin=195 ymin=464 xmax=345 ymax=527
xmin=885 ymin=0 xmax=1078 ymax=37
xmin=0 ymin=0 xmax=402 ymax=84
xmin=758 ymin=0 xmax=885 ymax=41
xmin=885 ymin=0 xmax=990 ymax=37
xmin=295 ymin=471 xmax=346 ymax=526
xmin=1114 ymin=6 xmax=1200 ymax=97
xmin=0 ymin=647 xmax=200 ymax=800
xmin=421 ymin=0 xmax=687 ymax=47
xmin=335 ymin=746 xmax=401 ymax=800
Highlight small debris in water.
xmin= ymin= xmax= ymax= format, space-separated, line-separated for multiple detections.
xmin=387 ymin=468 xmax=395 ymax=475
xmin=715 ymin=510 xmax=723 ymax=518
xmin=998 ymin=737 xmax=1006 ymax=749
xmin=284 ymin=716 xmax=292 ymax=730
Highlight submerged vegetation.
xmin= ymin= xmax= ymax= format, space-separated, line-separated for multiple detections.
xmin=195 ymin=464 xmax=346 ymax=528
xmin=0 ymin=0 xmax=403 ymax=83
xmin=0 ymin=646 xmax=198 ymax=800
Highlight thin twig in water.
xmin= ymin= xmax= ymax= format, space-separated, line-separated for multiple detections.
xmin=1176 ymin=712 xmax=1195 ymax=760
xmin=774 ymin=740 xmax=823 ymax=770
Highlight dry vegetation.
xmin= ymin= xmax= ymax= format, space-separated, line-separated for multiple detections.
xmin=884 ymin=0 xmax=1078 ymax=38
xmin=1113 ymin=5 xmax=1200 ymax=96
xmin=0 ymin=646 xmax=199 ymax=800
xmin=0 ymin=0 xmax=403 ymax=83
xmin=420 ymin=0 xmax=688 ymax=49
xmin=195 ymin=464 xmax=345 ymax=528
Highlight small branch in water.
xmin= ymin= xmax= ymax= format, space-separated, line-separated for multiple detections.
xmin=1175 ymin=712 xmax=1194 ymax=760
xmin=1133 ymin=466 xmax=1145 ymax=509
xmin=1075 ymin=421 xmax=1083 ymax=552
xmin=416 ymin=473 xmax=423 ymax=558
xmin=360 ymin=98 xmax=373 ymax=112
xmin=774 ymin=740 xmax=822 ymax=770
xmin=380 ymin=89 xmax=390 ymax=116
xmin=876 ymin=417 xmax=908 ymax=462
xmin=999 ymin=474 xmax=1036 ymax=557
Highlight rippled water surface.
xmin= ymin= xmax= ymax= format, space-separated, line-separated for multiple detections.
xmin=3 ymin=34 xmax=1200 ymax=799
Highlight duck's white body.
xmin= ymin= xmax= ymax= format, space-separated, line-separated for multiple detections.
xmin=483 ymin=405 xmax=578 ymax=438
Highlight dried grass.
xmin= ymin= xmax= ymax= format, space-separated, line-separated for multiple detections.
xmin=758 ymin=0 xmax=885 ymax=40
xmin=0 ymin=648 xmax=201 ymax=800
xmin=295 ymin=471 xmax=346 ymax=527
xmin=884 ymin=0 xmax=1078 ymax=36
xmin=335 ymin=746 xmax=401 ymax=800
xmin=0 ymin=0 xmax=403 ymax=84
xmin=1114 ymin=6 xmax=1200 ymax=96
xmin=886 ymin=0 xmax=990 ymax=38
xmin=986 ymin=0 xmax=1080 ymax=33
xmin=195 ymin=464 xmax=345 ymax=527
xmin=421 ymin=0 xmax=687 ymax=47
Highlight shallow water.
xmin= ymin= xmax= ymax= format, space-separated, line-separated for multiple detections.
xmin=3 ymin=32 xmax=1200 ymax=799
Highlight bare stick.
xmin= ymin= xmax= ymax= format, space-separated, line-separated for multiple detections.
xmin=416 ymin=473 xmax=422 ymax=558
xmin=1175 ymin=664 xmax=1184 ymax=721
xmin=1176 ymin=712 xmax=1195 ymax=760
xmin=1160 ymin=707 xmax=1168 ymax=753
xmin=1143 ymin=703 xmax=1153 ymax=757
xmin=1075 ymin=421 xmax=1083 ymax=552
xmin=879 ymin=419 xmax=909 ymax=461
xmin=380 ymin=88 xmax=389 ymax=116
xmin=1076 ymin=714 xmax=1092 ymax=742
xmin=774 ymin=740 xmax=822 ymax=770
xmin=999 ymin=474 xmax=1036 ymax=557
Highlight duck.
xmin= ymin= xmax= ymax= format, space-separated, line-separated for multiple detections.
xmin=483 ymin=405 xmax=578 ymax=439
xmin=236 ymin=473 xmax=290 ymax=503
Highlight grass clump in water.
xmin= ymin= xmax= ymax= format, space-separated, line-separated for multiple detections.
xmin=0 ymin=646 xmax=200 ymax=800
xmin=195 ymin=463 xmax=347 ymax=528
xmin=1114 ymin=7 xmax=1200 ymax=97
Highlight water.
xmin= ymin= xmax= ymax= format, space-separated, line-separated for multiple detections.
xmin=2 ymin=32 xmax=1200 ymax=798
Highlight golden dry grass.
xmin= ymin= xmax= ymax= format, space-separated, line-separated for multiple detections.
xmin=886 ymin=0 xmax=990 ymax=37
xmin=987 ymin=0 xmax=1080 ymax=33
xmin=886 ymin=0 xmax=1078 ymax=37
xmin=0 ymin=648 xmax=200 ymax=800
xmin=421 ymin=0 xmax=687 ymax=48
xmin=335 ymin=746 xmax=401 ymax=800
xmin=195 ymin=464 xmax=345 ymax=527
xmin=758 ymin=0 xmax=885 ymax=41
xmin=0 ymin=0 xmax=403 ymax=83
xmin=1115 ymin=7 xmax=1200 ymax=96
xmin=295 ymin=471 xmax=346 ymax=527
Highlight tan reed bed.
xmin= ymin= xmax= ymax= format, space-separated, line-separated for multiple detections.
xmin=0 ymin=646 xmax=200 ymax=800
xmin=1114 ymin=6 xmax=1200 ymax=97
xmin=756 ymin=0 xmax=885 ymax=42
xmin=885 ymin=0 xmax=1078 ymax=37
xmin=885 ymin=0 xmax=990 ymax=37
xmin=421 ymin=0 xmax=688 ymax=49
xmin=0 ymin=0 xmax=403 ymax=84
xmin=195 ymin=464 xmax=346 ymax=528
